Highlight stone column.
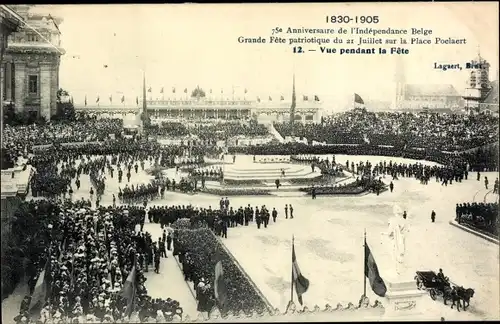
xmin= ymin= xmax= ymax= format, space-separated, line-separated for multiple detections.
xmin=14 ymin=61 xmax=26 ymax=113
xmin=50 ymin=59 xmax=58 ymax=117
xmin=5 ymin=62 xmax=12 ymax=101
xmin=40 ymin=63 xmax=52 ymax=120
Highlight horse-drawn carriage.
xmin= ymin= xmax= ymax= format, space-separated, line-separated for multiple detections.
xmin=415 ymin=271 xmax=475 ymax=312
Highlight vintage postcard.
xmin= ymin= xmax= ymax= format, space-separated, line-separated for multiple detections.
xmin=0 ymin=2 xmax=498 ymax=323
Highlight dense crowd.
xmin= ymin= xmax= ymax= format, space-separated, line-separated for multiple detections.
xmin=275 ymin=111 xmax=499 ymax=151
xmin=190 ymin=120 xmax=268 ymax=141
xmin=148 ymin=122 xmax=190 ymax=137
xmin=456 ymin=202 xmax=499 ymax=237
xmin=3 ymin=117 xmax=124 ymax=157
xmin=9 ymin=200 xmax=183 ymax=324
xmin=230 ymin=142 xmax=499 ymax=172
xmin=344 ymin=159 xmax=469 ymax=185
xmin=2 ymin=108 xmax=499 ymax=321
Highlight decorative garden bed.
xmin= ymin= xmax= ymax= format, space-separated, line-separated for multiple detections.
xmin=200 ymin=188 xmax=272 ymax=196
xmin=176 ymin=228 xmax=269 ymax=314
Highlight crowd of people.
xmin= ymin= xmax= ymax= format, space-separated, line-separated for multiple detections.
xmin=9 ymin=200 xmax=183 ymax=323
xmin=145 ymin=201 xmax=287 ymax=235
xmin=275 ymin=110 xmax=499 ymax=152
xmin=2 ymin=107 xmax=499 ymax=322
xmin=190 ymin=120 xmax=268 ymax=141
xmin=455 ymin=202 xmax=499 ymax=237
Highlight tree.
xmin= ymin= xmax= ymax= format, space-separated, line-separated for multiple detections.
xmin=56 ymin=88 xmax=69 ymax=102
xmin=54 ymin=88 xmax=76 ymax=121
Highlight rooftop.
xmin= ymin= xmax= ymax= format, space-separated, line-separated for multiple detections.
xmin=404 ymin=84 xmax=460 ymax=97
xmin=1 ymin=165 xmax=34 ymax=199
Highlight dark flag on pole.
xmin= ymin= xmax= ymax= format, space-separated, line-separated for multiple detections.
xmin=121 ymin=95 xmax=125 ymax=103
xmin=96 ymin=95 xmax=100 ymax=103
xmin=214 ymin=248 xmax=229 ymax=312
xmin=29 ymin=257 xmax=50 ymax=314
xmin=269 ymin=96 xmax=272 ymax=101
xmin=364 ymin=237 xmax=387 ymax=297
xmin=172 ymin=87 xmax=176 ymax=93
xmin=292 ymin=238 xmax=309 ymax=305
xmin=84 ymin=95 xmax=87 ymax=106
xmin=148 ymin=87 xmax=152 ymax=93
xmin=109 ymin=95 xmax=112 ymax=104
xmin=121 ymin=259 xmax=137 ymax=317
xmin=160 ymin=87 xmax=164 ymax=94
xmin=280 ymin=95 xmax=284 ymax=101
xmin=136 ymin=96 xmax=139 ymax=105
xmin=257 ymin=96 xmax=261 ymax=102
xmin=184 ymin=88 xmax=187 ymax=94
xmin=354 ymin=93 xmax=365 ymax=105
xmin=244 ymin=88 xmax=248 ymax=94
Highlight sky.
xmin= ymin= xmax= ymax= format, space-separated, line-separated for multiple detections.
xmin=32 ymin=2 xmax=499 ymax=111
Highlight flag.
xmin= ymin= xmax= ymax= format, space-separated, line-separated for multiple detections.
xmin=257 ymin=96 xmax=261 ymax=102
xmin=269 ymin=96 xmax=272 ymax=101
xmin=364 ymin=239 xmax=387 ymax=297
xmin=214 ymin=248 xmax=228 ymax=310
xmin=121 ymin=95 xmax=125 ymax=103
xmin=160 ymin=87 xmax=164 ymax=94
xmin=136 ymin=96 xmax=139 ymax=105
xmin=354 ymin=93 xmax=365 ymax=106
xmin=109 ymin=95 xmax=112 ymax=103
xmin=314 ymin=95 xmax=320 ymax=101
xmin=121 ymin=263 xmax=137 ymax=317
xmin=290 ymin=74 xmax=296 ymax=125
xmin=303 ymin=95 xmax=308 ymax=101
xmin=96 ymin=95 xmax=100 ymax=103
xmin=244 ymin=88 xmax=248 ymax=94
xmin=281 ymin=96 xmax=284 ymax=101
xmin=84 ymin=95 xmax=87 ymax=106
xmin=210 ymin=89 xmax=212 ymax=94
xmin=292 ymin=241 xmax=309 ymax=305
xmin=172 ymin=87 xmax=176 ymax=93
xmin=184 ymin=88 xmax=187 ymax=93
xmin=148 ymin=87 xmax=152 ymax=93
xmin=29 ymin=257 xmax=50 ymax=313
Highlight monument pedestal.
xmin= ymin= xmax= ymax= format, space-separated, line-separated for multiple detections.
xmin=382 ymin=274 xmax=428 ymax=320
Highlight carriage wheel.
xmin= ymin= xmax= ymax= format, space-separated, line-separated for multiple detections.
xmin=430 ymin=289 xmax=437 ymax=300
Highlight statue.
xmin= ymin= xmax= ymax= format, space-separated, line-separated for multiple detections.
xmin=383 ymin=205 xmax=410 ymax=276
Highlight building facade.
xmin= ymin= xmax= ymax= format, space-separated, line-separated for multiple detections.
xmin=2 ymin=5 xmax=64 ymax=120
xmin=75 ymin=90 xmax=323 ymax=124
xmin=396 ymin=84 xmax=463 ymax=110
xmin=462 ymin=54 xmax=498 ymax=113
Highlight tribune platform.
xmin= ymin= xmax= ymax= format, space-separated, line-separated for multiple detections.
xmin=223 ymin=162 xmax=322 ymax=182
xmin=213 ymin=155 xmax=321 ymax=184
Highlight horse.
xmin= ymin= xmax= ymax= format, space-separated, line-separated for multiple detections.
xmin=457 ymin=287 xmax=475 ymax=311
xmin=443 ymin=286 xmax=462 ymax=311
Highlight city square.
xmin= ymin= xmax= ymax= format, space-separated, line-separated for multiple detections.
xmin=1 ymin=3 xmax=499 ymax=324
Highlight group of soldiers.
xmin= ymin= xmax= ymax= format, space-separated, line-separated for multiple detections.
xmin=345 ymin=159 xmax=469 ymax=186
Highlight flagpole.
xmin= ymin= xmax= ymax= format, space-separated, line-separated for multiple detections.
xmin=290 ymin=235 xmax=294 ymax=303
xmin=363 ymin=228 xmax=367 ymax=298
